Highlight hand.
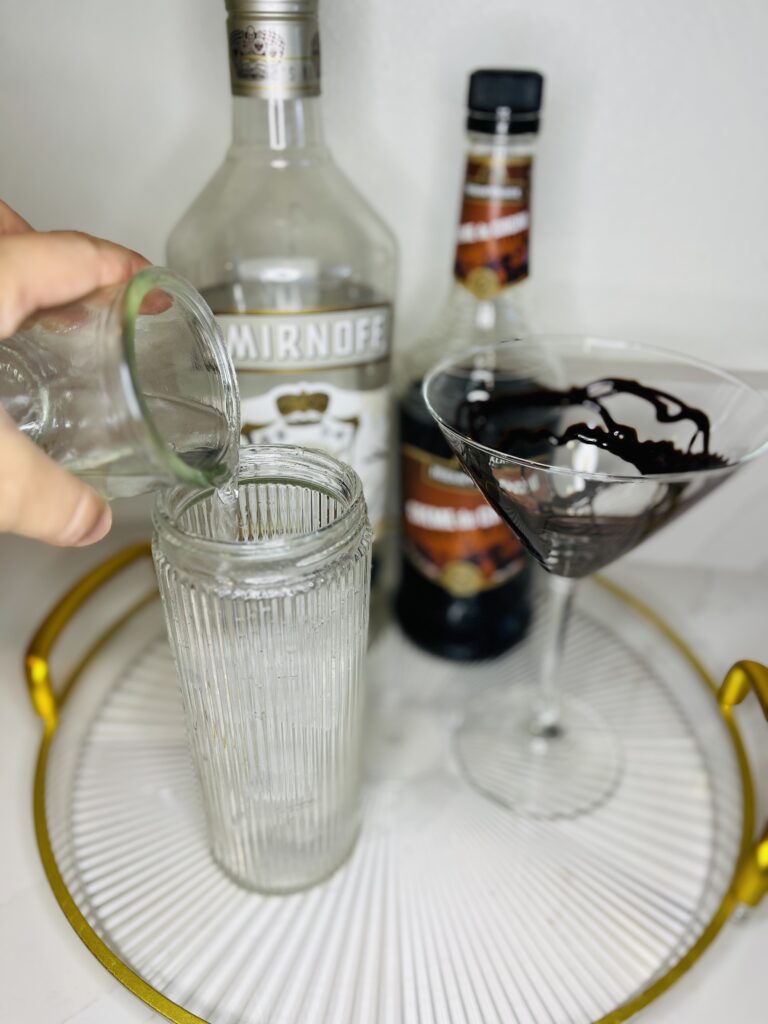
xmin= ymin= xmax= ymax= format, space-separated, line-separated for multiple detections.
xmin=0 ymin=200 xmax=148 ymax=547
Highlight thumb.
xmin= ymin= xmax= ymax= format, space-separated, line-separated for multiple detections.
xmin=0 ymin=416 xmax=112 ymax=547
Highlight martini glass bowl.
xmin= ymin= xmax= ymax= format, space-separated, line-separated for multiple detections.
xmin=423 ymin=335 xmax=768 ymax=818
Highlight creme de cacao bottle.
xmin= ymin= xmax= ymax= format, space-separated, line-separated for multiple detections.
xmin=396 ymin=68 xmax=544 ymax=660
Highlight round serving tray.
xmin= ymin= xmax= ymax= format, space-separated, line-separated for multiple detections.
xmin=26 ymin=544 xmax=768 ymax=1024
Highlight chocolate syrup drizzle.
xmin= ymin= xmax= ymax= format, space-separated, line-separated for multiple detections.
xmin=460 ymin=377 xmax=727 ymax=474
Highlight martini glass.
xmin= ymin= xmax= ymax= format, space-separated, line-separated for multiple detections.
xmin=423 ymin=335 xmax=768 ymax=817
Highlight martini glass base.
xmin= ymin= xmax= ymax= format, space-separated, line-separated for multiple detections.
xmin=454 ymin=686 xmax=623 ymax=818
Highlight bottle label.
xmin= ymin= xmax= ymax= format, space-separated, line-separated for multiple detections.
xmin=217 ymin=306 xmax=391 ymax=371
xmin=401 ymin=444 xmax=525 ymax=597
xmin=240 ymin=382 xmax=389 ymax=534
xmin=454 ymin=154 xmax=532 ymax=300
xmin=227 ymin=13 xmax=321 ymax=98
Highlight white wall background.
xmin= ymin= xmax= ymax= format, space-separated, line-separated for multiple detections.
xmin=2 ymin=0 xmax=768 ymax=366
xmin=1 ymin=0 xmax=768 ymax=568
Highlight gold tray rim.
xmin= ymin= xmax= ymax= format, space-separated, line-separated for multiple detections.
xmin=27 ymin=544 xmax=757 ymax=1024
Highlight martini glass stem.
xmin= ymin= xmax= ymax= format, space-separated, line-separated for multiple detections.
xmin=532 ymin=576 xmax=578 ymax=739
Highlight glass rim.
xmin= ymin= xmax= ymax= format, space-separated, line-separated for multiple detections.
xmin=152 ymin=444 xmax=368 ymax=566
xmin=119 ymin=267 xmax=240 ymax=488
xmin=422 ymin=334 xmax=768 ymax=485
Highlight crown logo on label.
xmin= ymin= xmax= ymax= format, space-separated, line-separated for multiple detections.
xmin=277 ymin=391 xmax=329 ymax=416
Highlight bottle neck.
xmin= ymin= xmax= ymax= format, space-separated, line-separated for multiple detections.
xmin=226 ymin=9 xmax=324 ymax=152
xmin=232 ymin=95 xmax=325 ymax=151
xmin=453 ymin=130 xmax=538 ymax=302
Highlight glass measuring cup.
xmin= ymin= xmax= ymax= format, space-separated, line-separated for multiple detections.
xmin=0 ymin=267 xmax=240 ymax=498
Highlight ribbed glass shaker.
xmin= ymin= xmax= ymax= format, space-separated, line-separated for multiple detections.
xmin=152 ymin=444 xmax=373 ymax=894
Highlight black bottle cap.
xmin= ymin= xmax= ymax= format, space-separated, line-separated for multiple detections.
xmin=467 ymin=69 xmax=544 ymax=135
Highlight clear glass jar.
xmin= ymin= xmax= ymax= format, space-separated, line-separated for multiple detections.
xmin=152 ymin=444 xmax=373 ymax=893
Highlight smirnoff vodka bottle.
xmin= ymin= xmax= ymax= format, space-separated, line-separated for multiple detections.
xmin=168 ymin=0 xmax=397 ymax=582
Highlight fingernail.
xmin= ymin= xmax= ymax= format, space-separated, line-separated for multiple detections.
xmin=75 ymin=505 xmax=113 ymax=547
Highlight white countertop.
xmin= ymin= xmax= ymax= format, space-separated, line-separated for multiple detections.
xmin=1 ymin=522 xmax=767 ymax=1024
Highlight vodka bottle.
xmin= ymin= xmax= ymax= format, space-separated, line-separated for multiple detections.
xmin=168 ymin=0 xmax=397 ymax=573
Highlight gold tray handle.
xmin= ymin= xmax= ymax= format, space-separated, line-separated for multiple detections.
xmin=25 ymin=543 xmax=152 ymax=734
xmin=719 ymin=660 xmax=768 ymax=907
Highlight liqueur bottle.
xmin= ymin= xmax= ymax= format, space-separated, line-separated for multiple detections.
xmin=396 ymin=69 xmax=544 ymax=660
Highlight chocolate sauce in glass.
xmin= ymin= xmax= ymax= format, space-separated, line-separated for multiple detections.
xmin=459 ymin=377 xmax=726 ymax=473
xmin=451 ymin=377 xmax=728 ymax=578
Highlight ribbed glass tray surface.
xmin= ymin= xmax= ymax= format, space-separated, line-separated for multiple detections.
xmin=36 ymin=554 xmax=750 ymax=1024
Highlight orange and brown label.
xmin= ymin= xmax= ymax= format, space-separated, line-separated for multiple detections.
xmin=401 ymin=444 xmax=525 ymax=598
xmin=454 ymin=154 xmax=532 ymax=299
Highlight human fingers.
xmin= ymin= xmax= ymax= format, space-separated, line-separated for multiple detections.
xmin=0 ymin=200 xmax=33 ymax=236
xmin=0 ymin=230 xmax=149 ymax=339
xmin=0 ymin=412 xmax=112 ymax=547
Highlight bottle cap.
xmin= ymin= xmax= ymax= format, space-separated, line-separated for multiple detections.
xmin=225 ymin=0 xmax=317 ymax=15
xmin=467 ymin=69 xmax=544 ymax=135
